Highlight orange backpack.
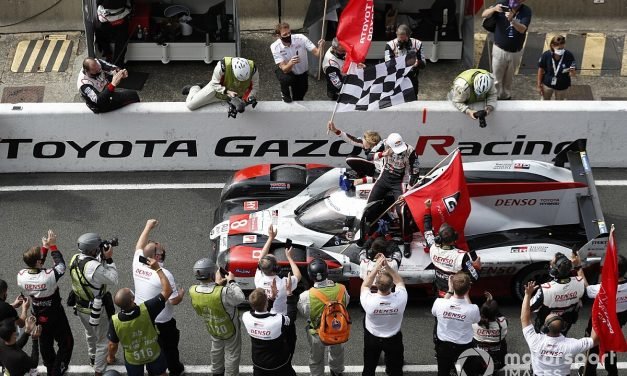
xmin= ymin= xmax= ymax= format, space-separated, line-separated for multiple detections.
xmin=310 ymin=285 xmax=351 ymax=345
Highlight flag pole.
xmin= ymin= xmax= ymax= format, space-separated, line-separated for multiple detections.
xmin=326 ymin=62 xmax=353 ymax=134
xmin=317 ymin=0 xmax=329 ymax=80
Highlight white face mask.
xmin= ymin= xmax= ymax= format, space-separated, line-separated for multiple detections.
xmin=553 ymin=48 xmax=565 ymax=56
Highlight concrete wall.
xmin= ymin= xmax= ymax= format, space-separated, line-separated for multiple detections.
xmin=2 ymin=100 xmax=627 ymax=172
xmin=0 ymin=0 xmax=84 ymax=33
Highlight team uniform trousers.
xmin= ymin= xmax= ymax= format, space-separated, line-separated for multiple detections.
xmin=492 ymin=44 xmax=523 ymax=100
xmin=77 ymin=310 xmax=110 ymax=372
xmin=274 ymin=69 xmax=308 ymax=101
xmin=156 ymin=318 xmax=184 ymax=376
xmin=306 ymin=333 xmax=344 ymax=376
xmin=435 ymin=340 xmax=473 ymax=376
xmin=209 ymin=322 xmax=242 ymax=376
xmin=39 ymin=311 xmax=74 ymax=376
xmin=95 ymin=18 xmax=130 ymax=65
xmin=362 ymin=328 xmax=403 ymax=376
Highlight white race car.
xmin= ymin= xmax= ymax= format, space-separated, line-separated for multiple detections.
xmin=210 ymin=140 xmax=607 ymax=300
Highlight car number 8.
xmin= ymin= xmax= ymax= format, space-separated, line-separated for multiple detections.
xmin=230 ymin=219 xmax=248 ymax=229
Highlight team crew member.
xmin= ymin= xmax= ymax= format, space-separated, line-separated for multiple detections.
xmin=189 ymin=258 xmax=246 ymax=376
xmin=0 ymin=316 xmax=42 ymax=376
xmin=448 ymin=69 xmax=497 ymax=123
xmin=0 ymin=279 xmax=28 ymax=327
xmin=472 ymin=292 xmax=508 ymax=371
xmin=423 ymin=200 xmax=480 ymax=296
xmin=327 ymin=121 xmax=384 ymax=185
xmin=77 ymin=58 xmax=140 ymax=113
xmin=322 ymin=38 xmax=346 ymax=100
xmin=94 ymin=0 xmax=131 ymax=64
xmin=242 ymin=289 xmax=296 ymax=376
xmin=255 ymin=225 xmax=301 ymax=353
xmin=358 ymin=237 xmax=401 ymax=281
xmin=431 ymin=272 xmax=480 ymax=376
xmin=298 ymin=259 xmax=350 ymax=376
xmin=530 ymin=251 xmax=586 ymax=334
xmin=270 ymin=22 xmax=324 ymax=102
xmin=69 ymin=233 xmax=119 ymax=376
xmin=108 ymin=257 xmax=173 ymax=376
xmin=17 ymin=230 xmax=74 ymax=376
xmin=580 ymin=255 xmax=627 ymax=376
xmin=521 ymin=282 xmax=597 ymax=376
xmin=183 ymin=57 xmax=258 ymax=111
xmin=384 ymin=24 xmax=426 ymax=98
xmin=360 ymin=257 xmax=407 ymax=376
xmin=132 ymin=219 xmax=185 ymax=376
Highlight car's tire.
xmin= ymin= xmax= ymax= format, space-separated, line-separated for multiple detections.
xmin=270 ymin=164 xmax=307 ymax=184
xmin=512 ymin=262 xmax=550 ymax=301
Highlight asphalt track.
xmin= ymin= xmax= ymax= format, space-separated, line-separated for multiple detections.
xmin=2 ymin=169 xmax=627 ymax=375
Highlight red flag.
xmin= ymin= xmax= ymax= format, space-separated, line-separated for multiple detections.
xmin=402 ymin=150 xmax=471 ymax=250
xmin=336 ymin=0 xmax=374 ymax=73
xmin=592 ymin=226 xmax=627 ymax=361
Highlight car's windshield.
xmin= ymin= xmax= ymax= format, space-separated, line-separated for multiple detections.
xmin=296 ymin=191 xmax=348 ymax=234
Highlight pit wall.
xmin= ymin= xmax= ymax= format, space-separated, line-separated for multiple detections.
xmin=1 ymin=100 xmax=626 ymax=172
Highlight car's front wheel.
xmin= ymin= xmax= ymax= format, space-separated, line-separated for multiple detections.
xmin=512 ymin=262 xmax=550 ymax=301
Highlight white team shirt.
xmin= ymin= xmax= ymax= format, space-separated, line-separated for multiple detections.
xmin=254 ymin=269 xmax=298 ymax=316
xmin=522 ymin=324 xmax=594 ymax=376
xmin=586 ymin=281 xmax=627 ymax=313
xmin=361 ymin=286 xmax=407 ymax=338
xmin=432 ymin=297 xmax=480 ymax=344
xmin=132 ymin=249 xmax=179 ymax=323
xmin=270 ymin=34 xmax=316 ymax=75
xmin=472 ymin=316 xmax=508 ymax=343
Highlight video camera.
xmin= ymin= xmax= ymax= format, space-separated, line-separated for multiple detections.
xmin=227 ymin=96 xmax=258 ymax=119
xmin=474 ymin=109 xmax=488 ymax=128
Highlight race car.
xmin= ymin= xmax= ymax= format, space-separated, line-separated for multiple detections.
xmin=210 ymin=140 xmax=608 ymax=300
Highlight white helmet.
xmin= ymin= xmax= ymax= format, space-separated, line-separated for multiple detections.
xmin=473 ymin=72 xmax=494 ymax=96
xmin=232 ymin=58 xmax=251 ymax=81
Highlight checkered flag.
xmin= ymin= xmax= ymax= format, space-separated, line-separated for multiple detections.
xmin=337 ymin=52 xmax=417 ymax=112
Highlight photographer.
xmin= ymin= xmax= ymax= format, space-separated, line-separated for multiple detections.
xmin=183 ymin=57 xmax=258 ymax=113
xmin=17 ymin=230 xmax=74 ymax=376
xmin=69 ymin=233 xmax=119 ymax=376
xmin=132 ymin=219 xmax=185 ymax=376
xmin=448 ymin=69 xmax=497 ymax=128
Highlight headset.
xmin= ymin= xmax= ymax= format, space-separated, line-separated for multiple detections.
xmin=434 ymin=223 xmax=458 ymax=245
xmin=258 ymin=255 xmax=281 ymax=274
xmin=541 ymin=315 xmax=565 ymax=334
xmin=549 ymin=252 xmax=572 ymax=279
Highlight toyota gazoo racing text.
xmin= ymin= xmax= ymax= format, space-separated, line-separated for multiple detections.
xmin=210 ymin=140 xmax=607 ymax=300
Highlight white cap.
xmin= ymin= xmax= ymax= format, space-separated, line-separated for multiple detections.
xmin=386 ymin=133 xmax=407 ymax=154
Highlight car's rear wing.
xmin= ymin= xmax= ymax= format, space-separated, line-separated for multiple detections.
xmin=554 ymin=139 xmax=608 ymax=241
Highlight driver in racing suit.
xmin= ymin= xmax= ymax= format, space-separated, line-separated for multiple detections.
xmin=16 ymin=230 xmax=74 ymax=376
xmin=327 ymin=121 xmax=384 ymax=185
xmin=423 ymin=200 xmax=481 ymax=297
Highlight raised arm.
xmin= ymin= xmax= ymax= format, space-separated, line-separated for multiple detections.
xmin=386 ymin=259 xmax=405 ymax=289
xmin=260 ymin=225 xmax=277 ymax=259
xmin=571 ymin=251 xmax=588 ymax=287
xmin=521 ymin=281 xmax=538 ymax=328
xmin=136 ymin=219 xmax=159 ymax=251
xmin=285 ymin=247 xmax=302 ymax=282
xmin=362 ymin=257 xmax=385 ymax=290
xmin=149 ymin=257 xmax=172 ymax=300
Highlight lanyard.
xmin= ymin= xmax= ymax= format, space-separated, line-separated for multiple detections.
xmin=551 ymin=53 xmax=564 ymax=76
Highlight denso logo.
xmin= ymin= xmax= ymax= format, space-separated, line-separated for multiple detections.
xmin=415 ymin=135 xmax=579 ymax=156
xmin=476 ymin=328 xmax=501 ymax=336
xmin=555 ymin=291 xmax=578 ymax=302
xmin=373 ymin=308 xmax=399 ymax=314
xmin=135 ymin=268 xmax=152 ymax=277
xmin=249 ymin=329 xmax=271 ymax=336
xmin=432 ymin=256 xmax=454 ymax=267
xmin=24 ymin=284 xmax=45 ymax=290
xmin=495 ymin=199 xmax=537 ymax=206
xmin=443 ymin=311 xmax=466 ymax=320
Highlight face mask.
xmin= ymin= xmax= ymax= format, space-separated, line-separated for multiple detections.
xmin=553 ymin=48 xmax=565 ymax=56
xmin=281 ymin=35 xmax=292 ymax=44
xmin=398 ymin=40 xmax=410 ymax=50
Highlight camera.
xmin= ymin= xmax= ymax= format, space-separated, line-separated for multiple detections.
xmin=100 ymin=237 xmax=119 ymax=250
xmin=474 ymin=110 xmax=488 ymax=128
xmin=89 ymin=295 xmax=103 ymax=326
xmin=227 ymin=96 xmax=258 ymax=119
xmin=501 ymin=5 xmax=510 ymax=11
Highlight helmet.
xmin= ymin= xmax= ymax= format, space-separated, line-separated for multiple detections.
xmin=103 ymin=370 xmax=122 ymax=376
xmin=77 ymin=233 xmax=102 ymax=255
xmin=434 ymin=223 xmax=458 ymax=245
xmin=549 ymin=252 xmax=573 ymax=279
xmin=193 ymin=258 xmax=217 ymax=280
xmin=232 ymin=58 xmax=251 ymax=81
xmin=473 ymin=72 xmax=494 ymax=96
xmin=307 ymin=258 xmax=328 ymax=283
